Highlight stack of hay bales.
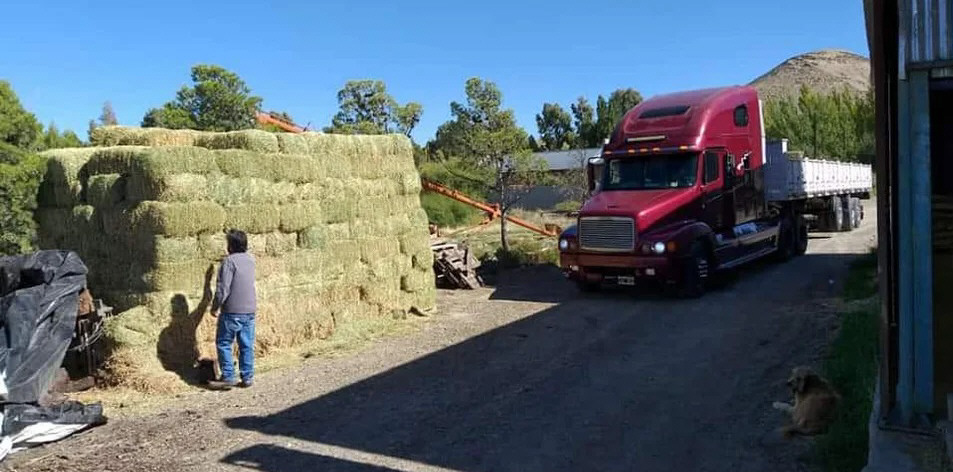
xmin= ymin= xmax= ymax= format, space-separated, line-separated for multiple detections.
xmin=34 ymin=126 xmax=436 ymax=391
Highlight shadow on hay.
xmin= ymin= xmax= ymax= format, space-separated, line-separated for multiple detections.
xmin=156 ymin=264 xmax=216 ymax=386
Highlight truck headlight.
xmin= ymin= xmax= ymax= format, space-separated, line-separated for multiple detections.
xmin=652 ymin=241 xmax=666 ymax=254
xmin=559 ymin=238 xmax=570 ymax=251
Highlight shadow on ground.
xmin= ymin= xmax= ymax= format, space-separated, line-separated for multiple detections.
xmin=223 ymin=252 xmax=863 ymax=472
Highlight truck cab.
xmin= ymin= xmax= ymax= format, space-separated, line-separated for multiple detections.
xmin=558 ymin=85 xmax=793 ymax=297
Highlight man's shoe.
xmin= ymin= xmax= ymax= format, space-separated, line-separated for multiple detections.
xmin=238 ymin=380 xmax=253 ymax=388
xmin=207 ymin=379 xmax=238 ymax=390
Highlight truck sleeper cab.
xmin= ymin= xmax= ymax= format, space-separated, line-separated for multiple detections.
xmin=558 ymin=85 xmax=811 ymax=297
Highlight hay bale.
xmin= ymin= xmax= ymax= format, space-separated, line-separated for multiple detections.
xmin=209 ymin=175 xmax=297 ymax=206
xmin=276 ymin=133 xmax=310 ymax=154
xmin=214 ymin=150 xmax=281 ymax=181
xmin=224 ymin=204 xmax=280 ymax=234
xmin=141 ymin=260 xmax=216 ymax=292
xmin=279 ymin=202 xmax=321 ymax=232
xmin=247 ymin=232 xmax=297 ymax=257
xmin=195 ymin=129 xmax=279 ymax=153
xmin=131 ymin=201 xmax=226 ymax=237
xmin=90 ymin=126 xmax=202 ymax=147
xmin=86 ymin=173 xmax=126 ymax=207
xmin=37 ymin=148 xmax=96 ymax=207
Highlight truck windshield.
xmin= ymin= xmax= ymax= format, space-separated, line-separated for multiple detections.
xmin=602 ymin=153 xmax=699 ymax=190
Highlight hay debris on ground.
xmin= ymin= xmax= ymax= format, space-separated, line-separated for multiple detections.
xmin=34 ymin=127 xmax=436 ymax=392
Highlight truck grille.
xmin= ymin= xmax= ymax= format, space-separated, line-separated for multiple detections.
xmin=578 ymin=217 xmax=636 ymax=252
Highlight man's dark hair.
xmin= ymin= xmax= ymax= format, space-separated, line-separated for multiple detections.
xmin=226 ymin=229 xmax=248 ymax=254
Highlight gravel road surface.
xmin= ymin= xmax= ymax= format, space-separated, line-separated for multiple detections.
xmin=3 ymin=202 xmax=877 ymax=472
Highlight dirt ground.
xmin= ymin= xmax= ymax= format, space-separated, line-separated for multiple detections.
xmin=2 ymin=202 xmax=877 ymax=472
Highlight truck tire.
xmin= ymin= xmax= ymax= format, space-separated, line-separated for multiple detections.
xmin=672 ymin=240 xmax=709 ymax=298
xmin=795 ymin=215 xmax=809 ymax=255
xmin=840 ymin=196 xmax=854 ymax=232
xmin=831 ymin=198 xmax=845 ymax=232
xmin=850 ymin=197 xmax=862 ymax=228
xmin=774 ymin=215 xmax=796 ymax=261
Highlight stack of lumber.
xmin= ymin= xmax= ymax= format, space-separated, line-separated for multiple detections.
xmin=431 ymin=237 xmax=483 ymax=289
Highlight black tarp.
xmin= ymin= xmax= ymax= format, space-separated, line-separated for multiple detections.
xmin=0 ymin=250 xmax=105 ymax=455
xmin=0 ymin=250 xmax=87 ymax=404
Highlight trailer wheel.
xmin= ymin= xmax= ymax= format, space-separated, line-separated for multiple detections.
xmin=795 ymin=216 xmax=809 ymax=255
xmin=840 ymin=196 xmax=855 ymax=232
xmin=831 ymin=198 xmax=845 ymax=232
xmin=672 ymin=240 xmax=709 ymax=298
xmin=850 ymin=198 xmax=862 ymax=228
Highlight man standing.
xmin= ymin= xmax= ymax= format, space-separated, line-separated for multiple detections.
xmin=208 ymin=229 xmax=257 ymax=390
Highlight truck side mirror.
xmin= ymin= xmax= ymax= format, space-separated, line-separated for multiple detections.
xmin=586 ymin=157 xmax=604 ymax=195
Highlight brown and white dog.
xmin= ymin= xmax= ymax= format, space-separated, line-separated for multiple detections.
xmin=772 ymin=366 xmax=841 ymax=438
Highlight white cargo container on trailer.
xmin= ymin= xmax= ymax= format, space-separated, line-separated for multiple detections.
xmin=763 ymin=139 xmax=873 ymax=232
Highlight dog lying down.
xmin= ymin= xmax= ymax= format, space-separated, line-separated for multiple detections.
xmin=772 ymin=366 xmax=841 ymax=438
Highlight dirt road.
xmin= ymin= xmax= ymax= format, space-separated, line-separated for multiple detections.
xmin=4 ymin=202 xmax=877 ymax=472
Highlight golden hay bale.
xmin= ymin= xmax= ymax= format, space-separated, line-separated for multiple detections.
xmin=276 ymin=133 xmax=310 ymax=154
xmin=153 ymin=236 xmax=202 ymax=263
xmin=247 ymin=232 xmax=297 ymax=257
xmin=223 ymin=204 xmax=281 ymax=234
xmin=279 ymin=202 xmax=321 ymax=232
xmin=194 ymin=129 xmax=280 ymax=153
xmin=208 ymin=175 xmax=298 ymax=206
xmin=90 ymin=126 xmax=202 ymax=147
xmin=128 ymin=173 xmax=208 ymax=203
xmin=141 ymin=260 xmax=217 ymax=292
xmin=400 ymin=270 xmax=434 ymax=294
xmin=398 ymin=171 xmax=423 ymax=195
xmin=37 ymin=148 xmax=97 ymax=208
xmin=214 ymin=150 xmax=281 ymax=181
xmin=272 ymin=154 xmax=327 ymax=184
xmin=130 ymin=201 xmax=226 ymax=237
xmin=86 ymin=173 xmax=126 ymax=208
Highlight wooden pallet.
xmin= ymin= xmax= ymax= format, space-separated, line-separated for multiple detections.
xmin=431 ymin=237 xmax=483 ymax=289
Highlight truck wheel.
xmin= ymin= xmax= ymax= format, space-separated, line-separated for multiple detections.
xmin=774 ymin=216 xmax=796 ymax=261
xmin=795 ymin=216 xmax=809 ymax=255
xmin=673 ymin=241 xmax=709 ymax=298
xmin=840 ymin=196 xmax=854 ymax=232
xmin=850 ymin=198 xmax=862 ymax=228
xmin=831 ymin=199 xmax=845 ymax=232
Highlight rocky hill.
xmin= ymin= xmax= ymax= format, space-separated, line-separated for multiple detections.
xmin=750 ymin=49 xmax=871 ymax=102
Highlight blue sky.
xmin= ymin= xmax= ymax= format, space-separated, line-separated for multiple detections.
xmin=1 ymin=0 xmax=868 ymax=144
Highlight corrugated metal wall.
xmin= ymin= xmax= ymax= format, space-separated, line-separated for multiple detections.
xmin=900 ymin=0 xmax=953 ymax=75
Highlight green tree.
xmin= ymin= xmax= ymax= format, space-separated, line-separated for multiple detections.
xmin=39 ymin=122 xmax=83 ymax=150
xmin=141 ymin=65 xmax=263 ymax=131
xmin=0 ymin=81 xmax=42 ymax=149
xmin=764 ymin=85 xmax=874 ymax=162
xmin=429 ymin=77 xmax=548 ymax=250
xmin=571 ymin=97 xmax=597 ymax=147
xmin=594 ymin=88 xmax=642 ymax=145
xmin=0 ymin=143 xmax=45 ymax=255
xmin=324 ymin=80 xmax=423 ymax=137
xmin=535 ymin=103 xmax=575 ymax=151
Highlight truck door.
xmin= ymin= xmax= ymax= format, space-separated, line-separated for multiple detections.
xmin=700 ymin=149 xmax=727 ymax=231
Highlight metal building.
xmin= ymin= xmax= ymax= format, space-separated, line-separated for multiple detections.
xmin=866 ymin=0 xmax=953 ymax=428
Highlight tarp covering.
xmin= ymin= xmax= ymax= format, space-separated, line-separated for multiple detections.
xmin=0 ymin=250 xmax=105 ymax=460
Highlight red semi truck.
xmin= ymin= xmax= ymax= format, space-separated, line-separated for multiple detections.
xmin=557 ymin=85 xmax=872 ymax=297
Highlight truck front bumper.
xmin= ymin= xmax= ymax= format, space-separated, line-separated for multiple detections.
xmin=559 ymin=252 xmax=674 ymax=285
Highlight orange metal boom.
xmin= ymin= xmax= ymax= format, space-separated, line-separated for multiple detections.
xmin=253 ymin=114 xmax=560 ymax=238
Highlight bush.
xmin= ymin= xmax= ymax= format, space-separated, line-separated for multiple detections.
xmin=420 ymin=192 xmax=480 ymax=228
xmin=0 ymin=143 xmax=46 ymax=255
xmin=493 ymin=239 xmax=559 ymax=268
xmin=553 ymin=200 xmax=581 ymax=212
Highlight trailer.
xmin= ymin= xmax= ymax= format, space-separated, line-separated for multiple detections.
xmin=764 ymin=138 xmax=873 ymax=232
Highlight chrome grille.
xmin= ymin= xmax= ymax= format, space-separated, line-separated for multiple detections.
xmin=578 ymin=217 xmax=636 ymax=252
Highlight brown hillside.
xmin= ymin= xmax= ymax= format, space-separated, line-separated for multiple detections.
xmin=750 ymin=49 xmax=871 ymax=102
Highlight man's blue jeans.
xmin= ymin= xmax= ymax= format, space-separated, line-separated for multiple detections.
xmin=216 ymin=313 xmax=255 ymax=383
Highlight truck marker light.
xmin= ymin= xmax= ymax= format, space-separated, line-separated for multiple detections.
xmin=666 ymin=241 xmax=677 ymax=252
xmin=653 ymin=242 xmax=666 ymax=254
xmin=645 ymin=268 xmax=656 ymax=276
xmin=679 ymin=146 xmax=688 ymax=150
xmin=652 ymin=147 xmax=661 ymax=152
xmin=628 ymin=149 xmax=635 ymax=153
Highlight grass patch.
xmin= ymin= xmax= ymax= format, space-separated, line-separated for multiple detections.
xmin=815 ymin=250 xmax=879 ymax=472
